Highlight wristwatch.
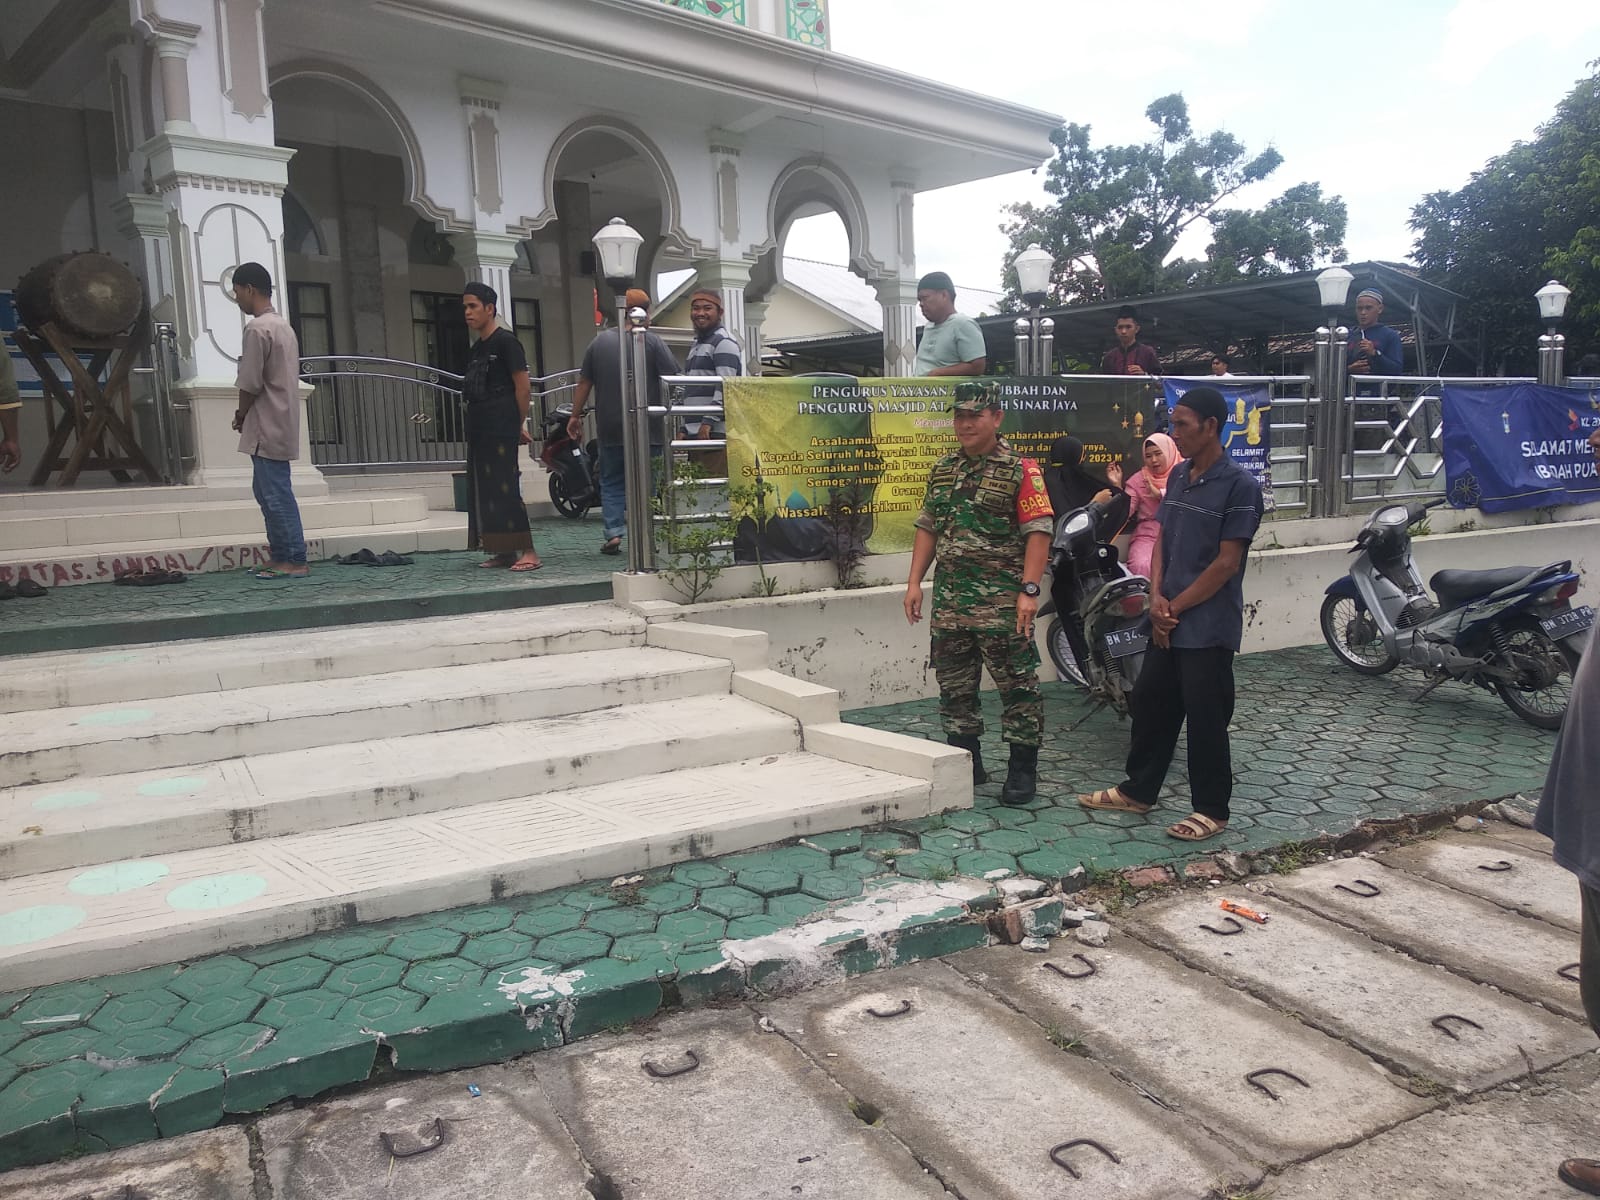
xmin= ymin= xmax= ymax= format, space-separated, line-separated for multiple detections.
xmin=1020 ymin=582 xmax=1041 ymax=597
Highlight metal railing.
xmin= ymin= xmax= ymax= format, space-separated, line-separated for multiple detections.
xmin=299 ymin=356 xmax=581 ymax=471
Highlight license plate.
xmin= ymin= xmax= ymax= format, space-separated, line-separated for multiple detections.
xmin=1541 ymin=605 xmax=1594 ymax=640
xmin=1103 ymin=627 xmax=1149 ymax=659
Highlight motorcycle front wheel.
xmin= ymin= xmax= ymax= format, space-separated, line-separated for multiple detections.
xmin=1044 ymin=617 xmax=1089 ymax=689
xmin=1320 ymin=594 xmax=1399 ymax=676
xmin=1492 ymin=617 xmax=1580 ymax=730
xmin=549 ymin=471 xmax=592 ymax=519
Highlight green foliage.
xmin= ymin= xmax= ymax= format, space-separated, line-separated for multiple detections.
xmin=1001 ymin=93 xmax=1347 ymax=305
xmin=1410 ymin=66 xmax=1600 ymax=372
xmin=823 ymin=482 xmax=871 ymax=589
xmin=727 ymin=470 xmax=780 ymax=597
xmin=656 ymin=460 xmax=733 ymax=604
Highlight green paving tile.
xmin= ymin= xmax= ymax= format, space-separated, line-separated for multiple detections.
xmin=673 ymin=950 xmax=745 ymax=1006
xmin=698 ymin=886 xmax=766 ymax=920
xmin=654 ymin=910 xmax=727 ymax=944
xmin=248 ymin=956 xmax=333 ymax=998
xmin=440 ymin=905 xmax=516 ymax=936
xmin=802 ymin=830 xmax=862 ymax=852
xmin=639 ymin=881 xmax=698 ymax=912
xmin=726 ymin=915 xmax=784 ymax=939
xmin=303 ymin=930 xmax=394 ymax=963
xmin=799 ymin=872 xmax=865 ymax=902
xmin=104 ymin=1026 xmax=189 ymax=1061
xmin=736 ymin=868 xmax=801 ymax=896
xmin=671 ymin=862 xmax=732 ymax=888
xmin=153 ymin=1067 xmax=225 ymax=1138
xmin=223 ymin=1019 xmax=378 ymax=1113
xmin=535 ymin=930 xmax=613 ymax=967
xmin=610 ymin=933 xmax=680 ymax=963
xmin=387 ymin=984 xmax=561 ymax=1073
xmin=954 ymin=850 xmax=1018 ymax=878
xmin=389 ymin=927 xmax=466 ymax=962
xmin=561 ymin=959 xmax=666 ymax=1040
xmin=584 ymin=906 xmax=660 ymax=938
xmin=0 ymin=1059 xmax=100 ymax=1170
xmin=322 ymin=956 xmax=408 ymax=998
xmin=177 ymin=1023 xmax=274 ymax=1068
xmin=337 ymin=987 xmax=424 ymax=1030
xmin=894 ymin=852 xmax=957 ymax=881
xmin=461 ymin=930 xmax=538 ymax=969
xmin=6 ymin=1027 xmax=105 ymax=1067
xmin=402 ymin=958 xmax=485 ymax=996
xmin=977 ymin=829 xmax=1040 ymax=855
xmin=0 ymin=1057 xmax=16 ymax=1094
xmin=11 ymin=982 xmax=106 ymax=1026
xmin=828 ymin=852 xmax=887 ymax=879
xmin=171 ymin=989 xmax=264 ymax=1038
xmin=76 ymin=1062 xmax=178 ymax=1148
xmin=861 ymin=832 xmax=915 ymax=855
xmin=512 ymin=906 xmax=584 ymax=938
xmin=942 ymin=810 xmax=1000 ymax=835
xmin=81 ymin=964 xmax=183 ymax=995
xmin=255 ymin=988 xmax=348 ymax=1028
xmin=560 ymin=889 xmax=618 ymax=915
xmin=765 ymin=893 xmax=830 ymax=923
xmin=762 ymin=847 xmax=833 ymax=873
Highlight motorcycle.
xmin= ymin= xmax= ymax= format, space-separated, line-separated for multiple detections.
xmin=539 ymin=404 xmax=600 ymax=518
xmin=1039 ymin=498 xmax=1151 ymax=716
xmin=1321 ymin=496 xmax=1590 ymax=729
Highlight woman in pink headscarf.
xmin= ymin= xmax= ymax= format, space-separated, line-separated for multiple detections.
xmin=1123 ymin=432 xmax=1183 ymax=578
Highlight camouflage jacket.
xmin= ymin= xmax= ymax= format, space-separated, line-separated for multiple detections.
xmin=915 ymin=440 xmax=1053 ymax=630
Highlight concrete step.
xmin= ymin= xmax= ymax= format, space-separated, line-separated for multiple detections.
xmin=2 ymin=646 xmax=731 ymax=788
xmin=1 ymin=693 xmax=800 ymax=875
xmin=0 ymin=494 xmax=431 ymax=552
xmin=0 ymin=750 xmax=937 ymax=990
xmin=0 ymin=603 xmax=644 ymax=713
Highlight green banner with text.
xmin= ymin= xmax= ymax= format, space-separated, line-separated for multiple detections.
xmin=724 ymin=376 xmax=1165 ymax=557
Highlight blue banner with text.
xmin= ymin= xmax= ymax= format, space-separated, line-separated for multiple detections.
xmin=1441 ymin=382 xmax=1600 ymax=512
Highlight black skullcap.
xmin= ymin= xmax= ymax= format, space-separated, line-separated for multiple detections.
xmin=1176 ymin=385 xmax=1228 ymax=431
xmin=918 ymin=271 xmax=956 ymax=296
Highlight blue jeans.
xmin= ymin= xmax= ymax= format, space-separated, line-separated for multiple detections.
xmin=597 ymin=443 xmax=662 ymax=542
xmin=251 ymin=455 xmax=306 ymax=565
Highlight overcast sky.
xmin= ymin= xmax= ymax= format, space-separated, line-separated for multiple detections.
xmin=783 ymin=0 xmax=1600 ymax=298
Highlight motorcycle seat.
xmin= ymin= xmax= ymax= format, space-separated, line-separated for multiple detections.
xmin=1430 ymin=566 xmax=1537 ymax=610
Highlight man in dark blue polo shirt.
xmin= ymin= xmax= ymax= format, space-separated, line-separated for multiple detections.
xmin=1079 ymin=386 xmax=1263 ymax=841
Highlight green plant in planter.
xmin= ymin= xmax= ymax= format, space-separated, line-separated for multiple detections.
xmin=655 ymin=459 xmax=735 ymax=604
xmin=727 ymin=466 xmax=780 ymax=598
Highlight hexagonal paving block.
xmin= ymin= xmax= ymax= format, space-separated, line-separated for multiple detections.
xmin=253 ymin=987 xmax=348 ymax=1028
xmin=460 ymin=930 xmax=537 ymax=969
xmin=337 ymin=987 xmax=423 ymax=1028
xmin=1018 ymin=847 xmax=1090 ymax=882
xmin=170 ymin=989 xmax=264 ymax=1038
xmin=608 ymin=933 xmax=678 ymax=963
xmin=654 ymin=910 xmax=726 ymax=944
xmin=584 ymin=906 xmax=659 ymax=938
xmin=635 ymin=881 xmax=696 ymax=913
xmin=247 ymin=956 xmax=333 ymax=998
xmin=11 ymin=981 xmax=107 ymax=1027
xmin=735 ymin=868 xmax=800 ymax=897
xmin=671 ymin=862 xmax=732 ymax=888
xmin=401 ymin=958 xmax=484 ymax=996
xmin=104 ymin=1026 xmax=189 ymax=1061
xmin=697 ymin=886 xmax=764 ymax=921
xmin=388 ymin=927 xmax=466 ymax=963
xmin=988 ymin=807 xmax=1039 ymax=829
xmin=860 ymin=832 xmax=914 ymax=855
xmin=304 ymin=929 xmax=393 ymax=963
xmin=800 ymin=872 xmax=864 ymax=902
xmin=176 ymin=1022 xmax=274 ymax=1068
xmin=918 ymin=831 xmax=974 ymax=857
xmin=512 ymin=906 xmax=583 ymax=938
xmin=88 ymin=989 xmax=185 ymax=1036
xmin=894 ymin=852 xmax=957 ymax=881
xmin=829 ymin=853 xmax=888 ymax=880
xmin=534 ymin=930 xmax=613 ymax=968
xmin=763 ymin=847 xmax=833 ymax=874
xmin=942 ymin=810 xmax=1000 ymax=835
xmin=559 ymin=890 xmax=617 ymax=915
xmin=977 ymin=829 xmax=1040 ymax=856
xmin=955 ymin=850 xmax=1018 ymax=878
xmin=439 ymin=905 xmax=515 ymax=936
xmin=726 ymin=915 xmax=783 ymax=939
xmin=6 ymin=1026 xmax=106 ymax=1067
xmin=765 ymin=894 xmax=829 ymax=924
xmin=322 ymin=956 xmax=408 ymax=998
xmin=799 ymin=830 xmax=861 ymax=853
xmin=167 ymin=957 xmax=256 ymax=1001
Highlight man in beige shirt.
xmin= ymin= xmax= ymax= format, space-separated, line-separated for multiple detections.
xmin=231 ymin=262 xmax=307 ymax=578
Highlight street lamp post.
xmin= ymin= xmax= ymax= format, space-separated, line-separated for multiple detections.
xmin=591 ymin=217 xmax=653 ymax=573
xmin=1313 ymin=265 xmax=1354 ymax=518
xmin=1013 ymin=243 xmax=1055 ymax=375
xmin=1535 ymin=279 xmax=1572 ymax=386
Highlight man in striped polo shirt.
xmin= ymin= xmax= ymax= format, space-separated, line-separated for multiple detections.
xmin=682 ymin=289 xmax=742 ymax=476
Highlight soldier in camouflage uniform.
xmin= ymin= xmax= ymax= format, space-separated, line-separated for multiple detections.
xmin=904 ymin=382 xmax=1054 ymax=803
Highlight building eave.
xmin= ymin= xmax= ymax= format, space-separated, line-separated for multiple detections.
xmin=371 ymin=0 xmax=1061 ymax=183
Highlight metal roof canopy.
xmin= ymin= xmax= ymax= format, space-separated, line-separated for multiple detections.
xmin=772 ymin=260 xmax=1477 ymax=376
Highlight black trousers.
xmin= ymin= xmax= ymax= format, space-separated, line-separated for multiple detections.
xmin=1118 ymin=644 xmax=1236 ymax=821
xmin=1582 ymin=883 xmax=1600 ymax=1039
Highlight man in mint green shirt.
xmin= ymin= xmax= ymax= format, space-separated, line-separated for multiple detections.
xmin=913 ymin=271 xmax=987 ymax=377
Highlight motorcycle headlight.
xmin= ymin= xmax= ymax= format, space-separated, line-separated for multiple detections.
xmin=1063 ymin=511 xmax=1093 ymax=538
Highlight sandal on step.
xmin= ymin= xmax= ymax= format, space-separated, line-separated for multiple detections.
xmin=509 ymin=557 xmax=543 ymax=573
xmin=1167 ymin=813 xmax=1228 ymax=842
xmin=1078 ymin=787 xmax=1153 ymax=815
xmin=478 ymin=555 xmax=514 ymax=569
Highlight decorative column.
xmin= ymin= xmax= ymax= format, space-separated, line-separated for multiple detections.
xmin=149 ymin=23 xmax=200 ymax=135
xmin=451 ymin=232 xmax=522 ymax=326
xmin=875 ymin=277 xmax=919 ymax=378
xmin=744 ymin=299 xmax=768 ymax=377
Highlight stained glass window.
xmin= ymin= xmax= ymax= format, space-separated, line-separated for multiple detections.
xmin=785 ymin=0 xmax=827 ymax=47
xmin=661 ymin=0 xmax=747 ymax=23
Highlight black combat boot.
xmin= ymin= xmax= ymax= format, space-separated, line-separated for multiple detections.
xmin=946 ymin=734 xmax=987 ymax=785
xmin=999 ymin=744 xmax=1038 ymax=806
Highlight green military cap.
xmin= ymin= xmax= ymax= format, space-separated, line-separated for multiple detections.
xmin=951 ymin=381 xmax=1001 ymax=413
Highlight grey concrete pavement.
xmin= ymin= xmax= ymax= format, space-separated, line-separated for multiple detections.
xmin=0 ymin=1127 xmax=252 ymax=1199
xmin=1379 ymin=836 xmax=1582 ymax=932
xmin=947 ymin=935 xmax=1434 ymax=1166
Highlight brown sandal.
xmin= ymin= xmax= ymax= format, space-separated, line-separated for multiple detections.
xmin=1078 ymin=787 xmax=1153 ymax=815
xmin=1167 ymin=814 xmax=1228 ymax=842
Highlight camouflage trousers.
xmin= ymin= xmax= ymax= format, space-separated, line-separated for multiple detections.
xmin=930 ymin=627 xmax=1043 ymax=747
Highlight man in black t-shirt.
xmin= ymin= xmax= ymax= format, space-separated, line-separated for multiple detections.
xmin=462 ymin=282 xmax=540 ymax=571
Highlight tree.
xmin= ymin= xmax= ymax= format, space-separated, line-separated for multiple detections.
xmin=1410 ymin=66 xmax=1600 ymax=374
xmin=1000 ymin=94 xmax=1347 ymax=307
